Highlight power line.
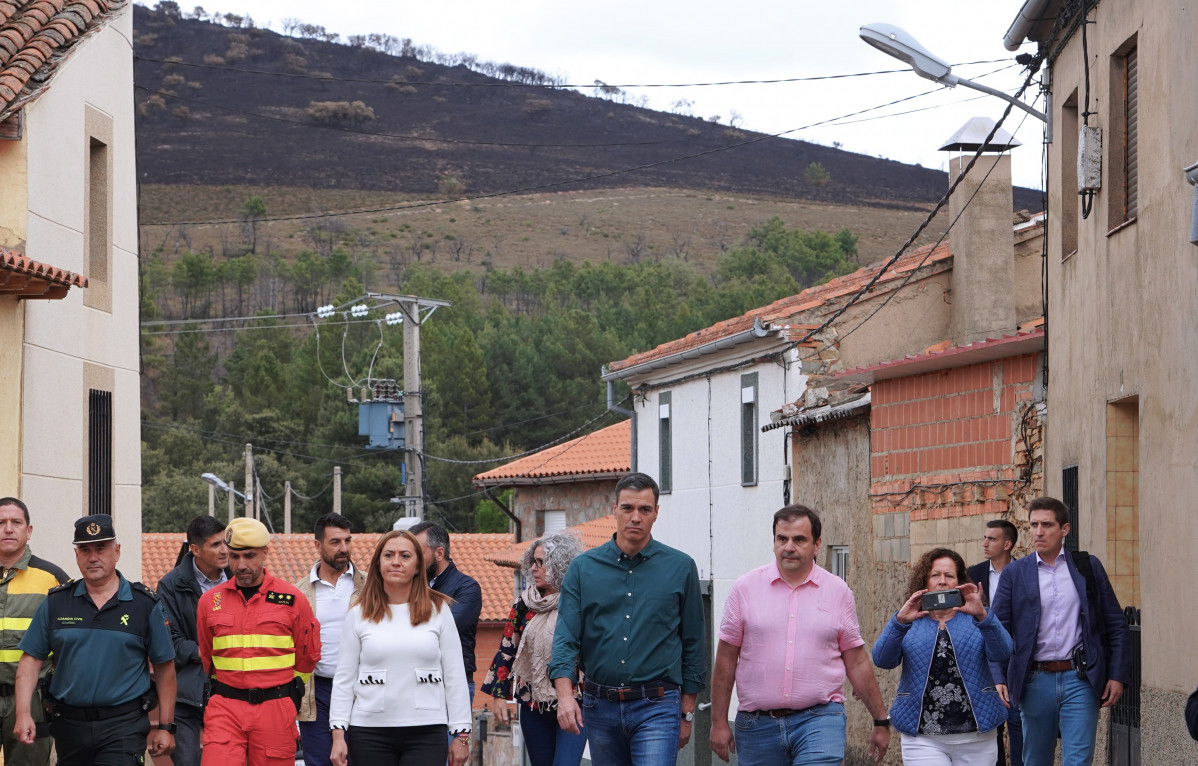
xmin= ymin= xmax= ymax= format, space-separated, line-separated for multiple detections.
xmin=139 ymin=84 xmax=965 ymax=228
xmin=134 ymin=54 xmax=1015 ymax=89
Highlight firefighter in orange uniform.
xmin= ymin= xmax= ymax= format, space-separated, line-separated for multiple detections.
xmin=197 ymin=518 xmax=319 ymax=765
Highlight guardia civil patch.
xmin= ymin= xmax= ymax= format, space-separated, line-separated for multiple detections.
xmin=265 ymin=591 xmax=295 ymax=606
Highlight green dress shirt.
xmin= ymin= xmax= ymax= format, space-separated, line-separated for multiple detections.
xmin=549 ymin=535 xmax=706 ymax=694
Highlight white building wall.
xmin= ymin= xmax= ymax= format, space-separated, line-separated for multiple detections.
xmin=17 ymin=7 xmax=140 ymax=575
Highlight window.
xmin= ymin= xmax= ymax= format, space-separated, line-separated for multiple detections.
xmin=658 ymin=392 xmax=672 ymax=493
xmin=830 ymin=546 xmax=850 ymax=580
xmin=88 ymin=389 xmax=113 ymax=516
xmin=1108 ymin=40 xmax=1138 ymax=226
xmin=1060 ymin=89 xmax=1079 ymax=256
xmin=538 ymin=510 xmax=566 ymax=536
xmin=1062 ymin=465 xmax=1079 ymax=552
xmin=740 ymin=373 xmax=758 ymax=485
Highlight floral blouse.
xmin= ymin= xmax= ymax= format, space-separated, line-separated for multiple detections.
xmin=480 ymin=598 xmax=580 ymax=712
xmin=918 ymin=626 xmax=979 ymax=736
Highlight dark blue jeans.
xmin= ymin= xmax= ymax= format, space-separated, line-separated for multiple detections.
xmin=299 ymin=675 xmax=335 ymax=766
xmin=582 ymin=686 xmax=680 ymax=766
xmin=519 ymin=701 xmax=587 ymax=766
xmin=998 ymin=699 xmax=1024 ymax=766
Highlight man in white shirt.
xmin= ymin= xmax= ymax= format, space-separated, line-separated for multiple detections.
xmin=296 ymin=514 xmax=365 ymax=766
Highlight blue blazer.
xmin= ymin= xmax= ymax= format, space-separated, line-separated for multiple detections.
xmin=989 ymin=550 xmax=1130 ymax=706
xmin=873 ymin=610 xmax=1013 ymax=736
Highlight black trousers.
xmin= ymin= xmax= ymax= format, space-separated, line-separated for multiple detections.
xmin=52 ymin=707 xmax=150 ymax=766
xmin=346 ymin=724 xmax=447 ymax=766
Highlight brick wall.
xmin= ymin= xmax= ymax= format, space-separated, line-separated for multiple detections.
xmin=869 ymin=354 xmax=1043 ymax=560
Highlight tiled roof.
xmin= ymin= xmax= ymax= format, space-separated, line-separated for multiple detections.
xmin=473 ymin=420 xmax=631 ymax=486
xmin=836 ymin=326 xmax=1045 ymax=384
xmin=0 ymin=0 xmax=127 ymax=120
xmin=484 ymin=515 xmax=618 ymax=568
xmin=0 ymin=244 xmax=87 ymax=298
xmin=142 ymin=531 xmax=515 ymax=622
xmin=607 ymin=242 xmax=951 ymax=374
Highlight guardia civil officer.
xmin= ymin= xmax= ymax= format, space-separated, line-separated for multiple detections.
xmin=13 ymin=514 xmax=177 ymax=764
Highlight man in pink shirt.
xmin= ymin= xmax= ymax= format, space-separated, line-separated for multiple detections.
xmin=710 ymin=504 xmax=891 ymax=766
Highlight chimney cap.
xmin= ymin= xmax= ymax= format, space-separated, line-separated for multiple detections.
xmin=939 ymin=116 xmax=1022 ymax=152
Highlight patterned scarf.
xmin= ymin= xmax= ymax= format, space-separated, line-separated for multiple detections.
xmin=510 ymin=583 xmax=560 ymax=707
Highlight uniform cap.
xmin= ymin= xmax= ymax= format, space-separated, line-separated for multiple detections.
xmin=73 ymin=514 xmax=116 ymax=545
xmin=225 ymin=517 xmax=270 ymax=550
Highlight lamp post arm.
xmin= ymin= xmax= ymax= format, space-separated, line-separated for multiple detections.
xmin=953 ymin=77 xmax=1047 ymax=122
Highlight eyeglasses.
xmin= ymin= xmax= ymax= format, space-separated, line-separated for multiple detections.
xmin=531 ymin=558 xmax=545 ymax=569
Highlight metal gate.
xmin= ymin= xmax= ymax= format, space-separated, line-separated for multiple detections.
xmin=1109 ymin=606 xmax=1141 ymax=766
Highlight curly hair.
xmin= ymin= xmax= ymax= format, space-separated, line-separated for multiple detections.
xmin=907 ymin=547 xmax=971 ymax=598
xmin=519 ymin=531 xmax=584 ymax=591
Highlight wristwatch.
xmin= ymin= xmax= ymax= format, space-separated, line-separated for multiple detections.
xmin=157 ymin=722 xmax=178 ymax=734
xmin=872 ymin=718 xmax=891 ymax=728
xmin=682 ymin=711 xmax=695 ymax=722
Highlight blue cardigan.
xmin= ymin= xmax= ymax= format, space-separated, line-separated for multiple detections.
xmin=872 ymin=610 xmax=1013 ymax=736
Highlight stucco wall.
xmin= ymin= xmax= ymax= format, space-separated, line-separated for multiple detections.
xmin=511 ymin=479 xmax=619 ymax=537
xmin=17 ymin=7 xmax=141 ymax=575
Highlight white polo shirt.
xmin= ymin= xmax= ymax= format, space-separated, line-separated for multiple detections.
xmin=311 ymin=562 xmax=356 ymax=678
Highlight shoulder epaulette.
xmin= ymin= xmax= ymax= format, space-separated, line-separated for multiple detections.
xmin=48 ymin=579 xmax=75 ymax=594
xmin=265 ymin=590 xmax=296 ymax=606
xmin=132 ymin=581 xmax=160 ymax=601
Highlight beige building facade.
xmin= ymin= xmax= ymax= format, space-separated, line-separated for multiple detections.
xmin=1008 ymin=0 xmax=1198 ymax=760
xmin=0 ymin=1 xmax=142 ymax=573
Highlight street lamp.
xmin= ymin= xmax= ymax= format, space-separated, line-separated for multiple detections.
xmin=859 ymin=23 xmax=1046 ymax=123
xmin=201 ymin=472 xmax=245 ymax=520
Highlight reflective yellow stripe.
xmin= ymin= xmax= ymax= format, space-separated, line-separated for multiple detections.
xmin=0 ymin=649 xmax=23 ymax=663
xmin=212 ymin=634 xmax=295 ymax=651
xmin=212 ymin=654 xmax=296 ymax=672
xmin=294 ymin=671 xmax=311 ymax=683
xmin=0 ymin=617 xmax=31 ymax=631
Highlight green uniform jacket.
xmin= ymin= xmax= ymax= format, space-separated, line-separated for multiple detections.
xmin=0 ymin=546 xmax=69 ymax=685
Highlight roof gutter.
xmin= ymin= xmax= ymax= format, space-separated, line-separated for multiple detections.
xmin=601 ymin=317 xmax=776 ymax=382
xmin=1004 ymin=0 xmax=1053 ymax=51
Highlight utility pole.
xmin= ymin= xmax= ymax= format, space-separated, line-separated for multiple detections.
xmin=207 ymin=484 xmax=216 ymax=516
xmin=284 ymin=481 xmax=292 ymax=534
xmin=333 ymin=466 xmax=342 ymax=515
xmin=244 ymin=443 xmax=254 ymax=519
xmin=227 ymin=481 xmax=235 ymax=522
xmin=369 ymin=292 xmax=451 ymax=521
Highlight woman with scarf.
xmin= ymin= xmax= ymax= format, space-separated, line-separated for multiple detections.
xmin=481 ymin=532 xmax=586 ymax=766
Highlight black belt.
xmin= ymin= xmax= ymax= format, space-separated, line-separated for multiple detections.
xmin=751 ymin=708 xmax=806 ymax=718
xmin=211 ymin=680 xmax=292 ymax=705
xmin=585 ymin=680 xmax=678 ymax=702
xmin=55 ymin=698 xmax=144 ymax=721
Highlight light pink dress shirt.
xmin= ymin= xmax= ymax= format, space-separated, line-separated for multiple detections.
xmin=1033 ymin=549 xmax=1083 ymax=661
xmin=718 ymin=562 xmax=864 ymax=712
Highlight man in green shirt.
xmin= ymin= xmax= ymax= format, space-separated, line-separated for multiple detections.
xmin=551 ymin=472 xmax=705 ymax=766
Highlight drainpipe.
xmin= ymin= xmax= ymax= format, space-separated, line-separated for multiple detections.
xmin=604 ymin=367 xmax=637 ymax=471
xmin=481 ymin=485 xmax=522 ymax=543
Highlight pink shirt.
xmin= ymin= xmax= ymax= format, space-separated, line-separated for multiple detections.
xmin=718 ymin=562 xmax=864 ymax=712
xmin=1033 ymin=549 xmax=1083 ymax=660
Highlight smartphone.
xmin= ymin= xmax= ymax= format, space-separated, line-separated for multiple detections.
xmin=920 ymin=589 xmax=964 ymax=611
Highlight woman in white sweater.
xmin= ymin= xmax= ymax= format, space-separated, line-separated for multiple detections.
xmin=329 ymin=530 xmax=472 ymax=766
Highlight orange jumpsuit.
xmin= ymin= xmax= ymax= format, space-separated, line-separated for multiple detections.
xmin=197 ymin=571 xmax=320 ymax=766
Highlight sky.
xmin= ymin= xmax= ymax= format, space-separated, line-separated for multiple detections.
xmin=144 ymin=0 xmax=1047 ymax=192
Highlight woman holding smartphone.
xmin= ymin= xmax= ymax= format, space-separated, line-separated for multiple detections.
xmin=329 ymin=530 xmax=471 ymax=766
xmin=872 ymin=547 xmax=1013 ymax=765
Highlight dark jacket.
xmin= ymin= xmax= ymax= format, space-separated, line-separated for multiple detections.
xmin=430 ymin=560 xmax=482 ymax=676
xmin=156 ymin=551 xmax=230 ymax=708
xmin=990 ymin=550 xmax=1130 ymax=707
xmin=967 ymin=561 xmax=993 ymax=605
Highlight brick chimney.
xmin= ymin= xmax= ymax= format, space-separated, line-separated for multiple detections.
xmin=942 ymin=117 xmax=1018 ymax=346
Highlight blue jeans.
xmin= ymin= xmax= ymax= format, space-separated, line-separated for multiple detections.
xmin=173 ymin=702 xmax=204 ymax=766
xmin=520 ymin=701 xmax=587 ymax=766
xmin=998 ymin=700 xmax=1024 ymax=766
xmin=300 ymin=675 xmax=335 ymax=766
xmin=582 ymin=686 xmax=681 ymax=766
xmin=1019 ymin=670 xmax=1099 ymax=766
xmin=732 ymin=703 xmax=846 ymax=766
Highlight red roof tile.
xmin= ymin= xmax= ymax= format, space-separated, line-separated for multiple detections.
xmin=473 ymin=420 xmax=631 ymax=486
xmin=484 ymin=515 xmax=618 ymax=568
xmin=0 ymin=0 xmax=126 ymax=120
xmin=608 ymin=242 xmax=951 ymax=373
xmin=142 ymin=531 xmax=515 ymax=622
xmin=0 ymin=243 xmax=87 ymax=298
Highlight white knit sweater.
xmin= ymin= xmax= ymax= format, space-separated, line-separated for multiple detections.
xmin=328 ymin=603 xmax=472 ymax=733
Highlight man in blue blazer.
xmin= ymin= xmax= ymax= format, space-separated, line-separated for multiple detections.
xmin=968 ymin=519 xmax=1021 ymax=766
xmin=990 ymin=497 xmax=1130 ymax=766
